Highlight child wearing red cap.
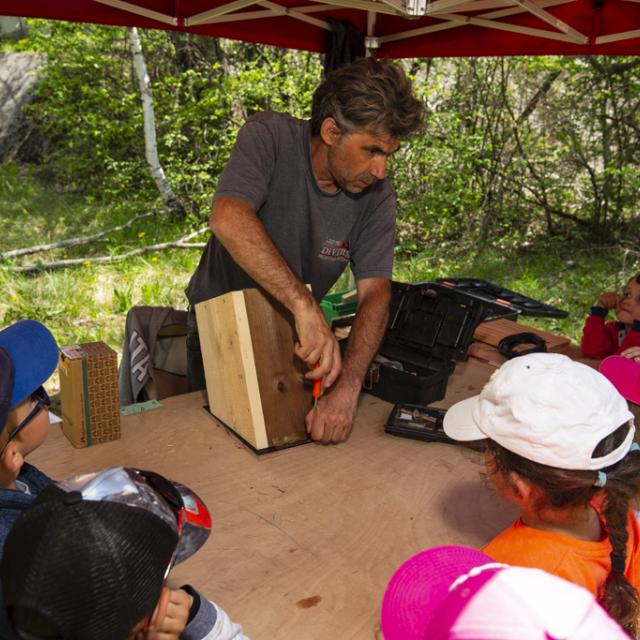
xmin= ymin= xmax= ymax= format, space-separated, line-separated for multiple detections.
xmin=1 ymin=466 xmax=248 ymax=640
xmin=444 ymin=353 xmax=640 ymax=636
xmin=581 ymin=271 xmax=640 ymax=360
xmin=0 ymin=320 xmax=60 ymax=551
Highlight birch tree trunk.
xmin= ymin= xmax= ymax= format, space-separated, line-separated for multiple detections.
xmin=128 ymin=27 xmax=186 ymax=218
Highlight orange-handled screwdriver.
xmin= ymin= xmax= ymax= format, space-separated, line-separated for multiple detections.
xmin=313 ymin=362 xmax=323 ymax=410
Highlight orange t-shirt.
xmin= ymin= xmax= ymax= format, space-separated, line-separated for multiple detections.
xmin=482 ymin=509 xmax=640 ymax=597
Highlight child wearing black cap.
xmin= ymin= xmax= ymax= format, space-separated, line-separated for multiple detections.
xmin=0 ymin=320 xmax=59 ymax=551
xmin=1 ymin=466 xmax=249 ymax=640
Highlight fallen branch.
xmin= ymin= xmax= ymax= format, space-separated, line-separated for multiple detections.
xmin=621 ymin=241 xmax=640 ymax=254
xmin=1 ymin=211 xmax=156 ymax=259
xmin=3 ymin=227 xmax=209 ymax=273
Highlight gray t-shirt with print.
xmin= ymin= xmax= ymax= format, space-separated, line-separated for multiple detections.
xmin=186 ymin=111 xmax=396 ymax=306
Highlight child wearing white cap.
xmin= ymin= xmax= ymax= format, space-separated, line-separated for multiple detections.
xmin=443 ymin=352 xmax=640 ymax=637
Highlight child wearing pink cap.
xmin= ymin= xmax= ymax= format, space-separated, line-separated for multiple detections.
xmin=443 ymin=352 xmax=640 ymax=636
xmin=379 ymin=545 xmax=627 ymax=640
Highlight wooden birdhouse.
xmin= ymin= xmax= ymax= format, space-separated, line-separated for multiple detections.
xmin=195 ymin=288 xmax=311 ymax=453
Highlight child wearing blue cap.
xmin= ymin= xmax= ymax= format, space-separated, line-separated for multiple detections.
xmin=0 ymin=319 xmax=59 ymax=550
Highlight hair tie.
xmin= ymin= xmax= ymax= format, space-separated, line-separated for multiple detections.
xmin=611 ymin=553 xmax=626 ymax=574
xmin=629 ymin=442 xmax=640 ymax=454
xmin=594 ymin=471 xmax=607 ymax=488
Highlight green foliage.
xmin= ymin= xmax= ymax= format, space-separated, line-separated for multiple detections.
xmin=3 ymin=23 xmax=640 ymax=354
xmin=391 ymin=56 xmax=640 ymax=253
xmin=6 ymin=23 xmax=639 ymax=245
xmin=10 ymin=23 xmax=147 ymax=198
xmin=0 ymin=163 xmax=200 ymax=347
xmin=7 ymin=21 xmax=321 ymax=215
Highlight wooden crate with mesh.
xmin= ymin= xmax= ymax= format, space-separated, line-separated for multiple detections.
xmin=58 ymin=342 xmax=121 ymax=448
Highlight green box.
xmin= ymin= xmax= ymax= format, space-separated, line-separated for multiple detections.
xmin=320 ymin=290 xmax=357 ymax=325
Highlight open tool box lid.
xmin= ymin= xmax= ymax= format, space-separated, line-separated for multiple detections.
xmin=365 ymin=281 xmax=515 ymax=406
xmin=381 ymin=281 xmax=516 ymax=365
xmin=434 ymin=278 xmax=568 ymax=319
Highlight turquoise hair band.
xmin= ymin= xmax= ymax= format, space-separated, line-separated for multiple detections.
xmin=594 ymin=442 xmax=640 ymax=488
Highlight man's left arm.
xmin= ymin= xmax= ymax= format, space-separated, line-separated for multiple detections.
xmin=305 ymin=277 xmax=390 ymax=444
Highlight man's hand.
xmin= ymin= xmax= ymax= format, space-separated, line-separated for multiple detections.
xmin=304 ymin=278 xmax=390 ymax=444
xmin=305 ymin=380 xmax=359 ymax=443
xmin=596 ymin=291 xmax=620 ymax=310
xmin=294 ymin=301 xmax=341 ymax=387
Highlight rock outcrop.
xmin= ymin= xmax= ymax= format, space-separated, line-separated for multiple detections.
xmin=0 ymin=51 xmax=44 ymax=160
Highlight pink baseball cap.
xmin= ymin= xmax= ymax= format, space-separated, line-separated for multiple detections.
xmin=380 ymin=546 xmax=627 ymax=640
xmin=599 ymin=355 xmax=640 ymax=405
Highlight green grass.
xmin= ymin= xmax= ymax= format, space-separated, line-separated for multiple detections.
xmin=0 ymin=163 xmax=204 ymax=350
xmin=2 ymin=162 xmax=638 ymax=357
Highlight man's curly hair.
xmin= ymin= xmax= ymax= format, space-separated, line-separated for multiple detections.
xmin=310 ymin=58 xmax=425 ymax=139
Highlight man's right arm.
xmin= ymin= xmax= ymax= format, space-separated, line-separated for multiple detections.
xmin=209 ymin=196 xmax=340 ymax=385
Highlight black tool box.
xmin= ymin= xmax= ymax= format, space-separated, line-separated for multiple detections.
xmin=435 ymin=278 xmax=568 ymax=318
xmin=384 ymin=402 xmax=484 ymax=450
xmin=364 ymin=281 xmax=516 ymax=406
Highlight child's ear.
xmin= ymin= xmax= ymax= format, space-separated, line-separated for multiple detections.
xmin=0 ymin=442 xmax=24 ymax=475
xmin=508 ymin=471 xmax=534 ymax=502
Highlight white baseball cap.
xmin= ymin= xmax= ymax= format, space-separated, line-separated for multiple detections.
xmin=443 ymin=353 xmax=635 ymax=470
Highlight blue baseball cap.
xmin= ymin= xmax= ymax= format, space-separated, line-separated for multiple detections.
xmin=0 ymin=320 xmax=59 ymax=430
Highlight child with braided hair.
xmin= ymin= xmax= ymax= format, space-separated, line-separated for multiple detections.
xmin=443 ymin=353 xmax=640 ymax=636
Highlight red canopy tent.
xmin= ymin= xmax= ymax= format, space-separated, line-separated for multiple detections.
xmin=2 ymin=0 xmax=640 ymax=57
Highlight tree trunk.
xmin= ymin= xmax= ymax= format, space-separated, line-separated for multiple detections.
xmin=128 ymin=27 xmax=186 ymax=219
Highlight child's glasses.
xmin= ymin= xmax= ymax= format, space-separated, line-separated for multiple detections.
xmin=1 ymin=386 xmax=50 ymax=454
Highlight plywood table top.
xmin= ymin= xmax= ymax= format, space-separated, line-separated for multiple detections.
xmin=30 ymin=357 xmax=518 ymax=640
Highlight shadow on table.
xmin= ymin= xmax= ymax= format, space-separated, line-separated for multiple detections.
xmin=437 ymin=477 xmax=520 ymax=547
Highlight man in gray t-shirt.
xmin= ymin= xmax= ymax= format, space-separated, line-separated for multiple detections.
xmin=186 ymin=59 xmax=423 ymax=443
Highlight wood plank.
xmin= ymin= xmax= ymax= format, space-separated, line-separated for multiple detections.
xmin=196 ymin=293 xmax=267 ymax=450
xmin=473 ymin=318 xmax=570 ymax=352
xmin=244 ymin=289 xmax=310 ymax=447
xmin=196 ymin=288 xmax=310 ymax=451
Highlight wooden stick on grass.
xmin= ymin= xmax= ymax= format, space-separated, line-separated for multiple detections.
xmin=0 ymin=211 xmax=156 ymax=259
xmin=2 ymin=227 xmax=209 ymax=273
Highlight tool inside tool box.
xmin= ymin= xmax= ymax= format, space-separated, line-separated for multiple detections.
xmin=385 ymin=402 xmax=484 ymax=450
